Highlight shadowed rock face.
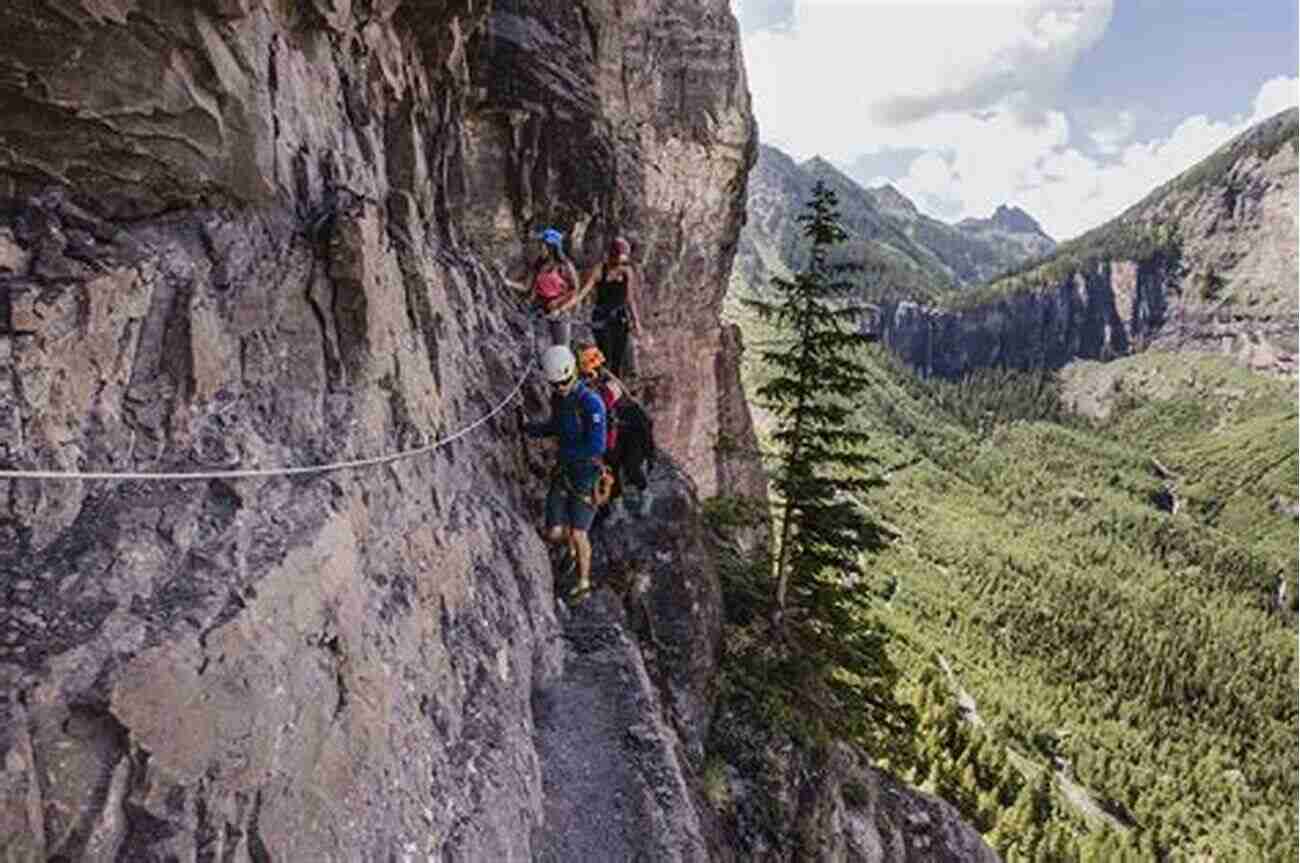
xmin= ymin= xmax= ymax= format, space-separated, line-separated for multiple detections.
xmin=714 ymin=742 xmax=1002 ymax=863
xmin=0 ymin=2 xmax=990 ymax=860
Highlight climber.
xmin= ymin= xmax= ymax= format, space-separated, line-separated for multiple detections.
xmin=565 ymin=236 xmax=642 ymax=377
xmin=576 ymin=343 xmax=656 ymax=524
xmin=522 ymin=344 xmax=607 ymax=600
xmin=577 ymin=343 xmax=626 ymax=448
xmin=499 ymin=227 xmax=580 ymax=347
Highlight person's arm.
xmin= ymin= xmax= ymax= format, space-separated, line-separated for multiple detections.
xmin=564 ymin=260 xmax=580 ymax=296
xmin=522 ymin=410 xmax=559 ymax=438
xmin=626 ymin=266 xmax=642 ymax=331
xmin=558 ymin=262 xmax=600 ymax=313
xmin=496 ymin=259 xmax=533 ymax=295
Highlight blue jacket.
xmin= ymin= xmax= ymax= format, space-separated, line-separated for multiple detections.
xmin=525 ymin=382 xmax=607 ymax=479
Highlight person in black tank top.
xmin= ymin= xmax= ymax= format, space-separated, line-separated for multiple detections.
xmin=575 ymin=237 xmax=642 ymax=377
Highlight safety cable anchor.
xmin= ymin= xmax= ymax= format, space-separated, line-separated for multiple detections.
xmin=0 ymin=282 xmax=36 ymax=339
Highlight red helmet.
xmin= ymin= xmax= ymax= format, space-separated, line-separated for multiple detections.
xmin=609 ymin=237 xmax=631 ymax=259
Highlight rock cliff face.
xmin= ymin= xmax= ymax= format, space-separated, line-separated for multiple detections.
xmin=0 ymin=2 xmax=990 ymax=860
xmin=878 ymin=254 xmax=1180 ymax=378
xmin=880 ymin=109 xmax=1299 ymax=379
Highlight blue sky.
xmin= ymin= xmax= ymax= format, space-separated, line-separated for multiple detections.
xmin=1068 ymin=0 xmax=1297 ymax=140
xmin=735 ymin=0 xmax=1298 ymax=239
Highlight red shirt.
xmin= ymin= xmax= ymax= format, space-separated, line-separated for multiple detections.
xmin=534 ymin=269 xmax=569 ymax=305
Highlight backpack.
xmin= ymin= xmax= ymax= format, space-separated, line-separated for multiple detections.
xmin=612 ymin=398 xmax=656 ymax=472
xmin=591 ymin=375 xmax=622 ymax=451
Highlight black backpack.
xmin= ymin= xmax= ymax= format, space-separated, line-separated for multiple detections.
xmin=613 ymin=398 xmax=656 ymax=472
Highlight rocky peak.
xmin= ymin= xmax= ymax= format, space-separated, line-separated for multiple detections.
xmin=956 ymin=204 xmax=1050 ymax=239
xmin=991 ymin=204 xmax=1045 ymax=235
xmin=800 ymin=155 xmax=874 ymax=205
xmin=734 ymin=143 xmax=1056 ymax=299
xmin=801 ymin=154 xmax=838 ymax=174
xmin=869 ymin=183 xmax=921 ymax=219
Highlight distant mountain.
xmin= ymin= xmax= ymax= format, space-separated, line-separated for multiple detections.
xmin=953 ymin=204 xmax=1056 ymax=273
xmin=732 ymin=144 xmax=1056 ymax=308
xmin=734 ymin=147 xmax=956 ymax=301
xmin=957 ymin=203 xmax=1044 ymax=235
xmin=866 ymin=183 xmax=919 ymax=220
xmin=882 ymin=107 xmax=1300 ymax=378
xmin=869 ymin=191 xmax=1057 ymax=287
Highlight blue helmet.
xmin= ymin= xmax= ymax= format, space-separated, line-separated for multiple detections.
xmin=538 ymin=227 xmax=564 ymax=250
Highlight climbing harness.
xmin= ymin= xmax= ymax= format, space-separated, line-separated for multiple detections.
xmin=0 ymin=353 xmax=537 ymax=483
xmin=550 ymin=462 xmax=600 ymax=507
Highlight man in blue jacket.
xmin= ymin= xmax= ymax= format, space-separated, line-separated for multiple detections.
xmin=524 ymin=345 xmax=607 ymax=600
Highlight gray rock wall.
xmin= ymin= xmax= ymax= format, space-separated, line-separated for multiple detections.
xmin=0 ymin=2 xmax=750 ymax=859
xmin=878 ymin=255 xmax=1177 ymax=378
xmin=711 ymin=737 xmax=1001 ymax=862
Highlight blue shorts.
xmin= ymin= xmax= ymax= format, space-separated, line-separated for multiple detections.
xmin=545 ymin=474 xmax=597 ymax=533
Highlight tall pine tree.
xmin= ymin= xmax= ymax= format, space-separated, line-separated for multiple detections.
xmin=744 ymin=179 xmax=911 ymax=755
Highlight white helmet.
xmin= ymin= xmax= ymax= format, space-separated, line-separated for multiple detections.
xmin=541 ymin=345 xmax=576 ymax=384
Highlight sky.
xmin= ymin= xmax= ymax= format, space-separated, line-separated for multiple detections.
xmin=734 ymin=0 xmax=1299 ymax=240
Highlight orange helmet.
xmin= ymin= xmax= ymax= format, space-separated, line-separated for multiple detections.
xmin=577 ymin=344 xmax=606 ymax=376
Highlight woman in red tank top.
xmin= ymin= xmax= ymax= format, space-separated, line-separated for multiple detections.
xmin=499 ymin=227 xmax=579 ymax=347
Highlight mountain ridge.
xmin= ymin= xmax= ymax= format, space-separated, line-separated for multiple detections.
xmin=880 ymin=106 xmax=1300 ymax=378
xmin=734 ymin=143 xmax=1057 ymax=309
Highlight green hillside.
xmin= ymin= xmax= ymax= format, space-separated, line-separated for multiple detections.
xmin=726 ymin=120 xmax=1298 ymax=857
xmin=839 ymin=347 xmax=1298 ymax=860
xmin=723 ymin=258 xmax=1297 ymax=855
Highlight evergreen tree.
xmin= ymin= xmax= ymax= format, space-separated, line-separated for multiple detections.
xmin=744 ymin=179 xmax=911 ymax=755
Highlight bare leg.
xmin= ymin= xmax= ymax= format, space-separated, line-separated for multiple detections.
xmin=571 ymin=528 xmax=592 ymax=589
xmin=545 ymin=525 xmax=568 ymax=545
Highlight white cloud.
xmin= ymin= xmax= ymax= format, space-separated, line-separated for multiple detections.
xmin=887 ymin=76 xmax=1299 ymax=240
xmin=1253 ymin=75 xmax=1300 ymax=119
xmin=872 ymin=0 xmax=1113 ymax=126
xmin=1087 ymin=110 xmax=1137 ymax=154
xmin=742 ymin=0 xmax=1113 ymax=161
xmin=741 ymin=0 xmax=1298 ymax=242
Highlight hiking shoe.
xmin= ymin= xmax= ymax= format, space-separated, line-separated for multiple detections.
xmin=553 ymin=547 xmax=576 ymax=578
xmin=637 ymin=490 xmax=655 ymax=517
xmin=567 ymin=580 xmax=593 ymax=602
